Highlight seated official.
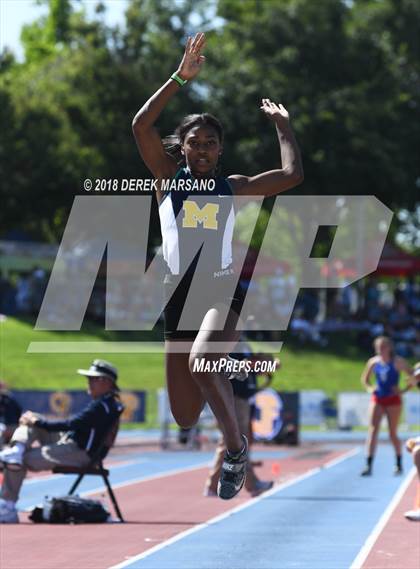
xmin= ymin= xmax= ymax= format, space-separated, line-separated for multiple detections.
xmin=0 ymin=360 xmax=123 ymax=524
xmin=0 ymin=381 xmax=22 ymax=445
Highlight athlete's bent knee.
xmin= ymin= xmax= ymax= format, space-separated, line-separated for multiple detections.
xmin=170 ymin=406 xmax=201 ymax=429
xmin=188 ymin=352 xmax=216 ymax=381
xmin=172 ymin=414 xmax=199 ymax=430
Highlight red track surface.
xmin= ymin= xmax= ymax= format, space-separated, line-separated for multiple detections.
xmin=362 ymin=477 xmax=420 ymax=569
xmin=1 ymin=444 xmax=347 ymax=569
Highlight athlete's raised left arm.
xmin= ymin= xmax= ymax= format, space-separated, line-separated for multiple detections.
xmin=229 ymin=99 xmax=304 ymax=197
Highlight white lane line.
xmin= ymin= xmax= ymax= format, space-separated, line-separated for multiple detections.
xmin=350 ymin=466 xmax=416 ymax=569
xmin=22 ymin=461 xmax=211 ymax=510
xmin=109 ymin=447 xmax=360 ymax=569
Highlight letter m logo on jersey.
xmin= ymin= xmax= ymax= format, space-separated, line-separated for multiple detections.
xmin=182 ymin=201 xmax=219 ymax=230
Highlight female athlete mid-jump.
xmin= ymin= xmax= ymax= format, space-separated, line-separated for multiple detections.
xmin=132 ymin=32 xmax=303 ymax=499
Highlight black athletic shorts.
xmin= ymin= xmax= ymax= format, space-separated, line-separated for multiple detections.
xmin=163 ymin=269 xmax=246 ymax=341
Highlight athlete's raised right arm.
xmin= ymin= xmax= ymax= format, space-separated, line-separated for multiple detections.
xmin=131 ymin=33 xmax=206 ymax=179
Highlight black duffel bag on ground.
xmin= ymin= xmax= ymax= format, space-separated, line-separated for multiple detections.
xmin=29 ymin=495 xmax=110 ymax=524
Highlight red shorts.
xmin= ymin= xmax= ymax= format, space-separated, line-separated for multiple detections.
xmin=372 ymin=394 xmax=402 ymax=407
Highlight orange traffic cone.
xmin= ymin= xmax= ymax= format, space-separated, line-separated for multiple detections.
xmin=271 ymin=462 xmax=281 ymax=476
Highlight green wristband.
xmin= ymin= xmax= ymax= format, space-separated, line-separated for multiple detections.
xmin=171 ymin=72 xmax=188 ymax=87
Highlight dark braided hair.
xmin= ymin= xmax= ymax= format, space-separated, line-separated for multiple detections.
xmin=163 ymin=113 xmax=224 ymax=167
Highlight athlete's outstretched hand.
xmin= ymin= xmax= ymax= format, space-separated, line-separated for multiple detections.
xmin=176 ymin=32 xmax=206 ymax=81
xmin=260 ymin=99 xmax=290 ymax=128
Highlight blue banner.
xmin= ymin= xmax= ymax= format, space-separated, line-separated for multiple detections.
xmin=10 ymin=390 xmax=146 ymax=423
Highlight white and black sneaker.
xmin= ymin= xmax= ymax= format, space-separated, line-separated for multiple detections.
xmin=217 ymin=435 xmax=248 ymax=500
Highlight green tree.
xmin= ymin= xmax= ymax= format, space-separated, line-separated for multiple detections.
xmin=200 ymin=0 xmax=419 ymax=213
xmin=0 ymin=0 xmax=206 ymax=242
xmin=1 ymin=0 xmax=418 ymax=247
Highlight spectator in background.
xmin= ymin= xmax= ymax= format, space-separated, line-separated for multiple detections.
xmin=389 ymin=301 xmax=413 ymax=332
xmin=291 ymin=306 xmax=327 ymax=347
xmin=29 ymin=266 xmax=48 ymax=314
xmin=302 ymin=289 xmax=319 ymax=321
xmin=393 ymin=280 xmax=404 ymax=305
xmin=360 ymin=337 xmax=416 ymax=477
xmin=405 ymin=277 xmax=420 ymax=314
xmin=0 ymin=273 xmax=16 ymax=316
xmin=0 ymin=382 xmax=22 ymax=446
xmin=365 ymin=280 xmax=380 ymax=315
xmin=414 ymin=328 xmax=420 ymax=359
xmin=0 ymin=272 xmax=8 ymax=313
xmin=15 ymin=272 xmax=31 ymax=313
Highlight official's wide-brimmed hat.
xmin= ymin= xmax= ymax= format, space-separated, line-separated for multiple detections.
xmin=77 ymin=359 xmax=118 ymax=384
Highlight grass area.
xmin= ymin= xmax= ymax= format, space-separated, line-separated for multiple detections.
xmin=1 ymin=317 xmax=369 ymax=392
xmin=0 ymin=317 xmax=165 ymax=427
xmin=1 ymin=317 xmax=375 ymax=425
xmin=0 ymin=317 xmax=165 ymax=391
xmin=269 ymin=337 xmax=367 ymax=395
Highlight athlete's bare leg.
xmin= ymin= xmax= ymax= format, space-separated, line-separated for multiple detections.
xmin=384 ymin=404 xmax=402 ymax=456
xmin=189 ymin=304 xmax=244 ymax=454
xmin=366 ymin=401 xmax=384 ymax=458
xmin=165 ymin=343 xmax=205 ymax=428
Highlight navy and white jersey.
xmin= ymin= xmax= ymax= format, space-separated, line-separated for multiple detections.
xmin=159 ymin=167 xmax=235 ymax=276
xmin=35 ymin=392 xmax=123 ymax=457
